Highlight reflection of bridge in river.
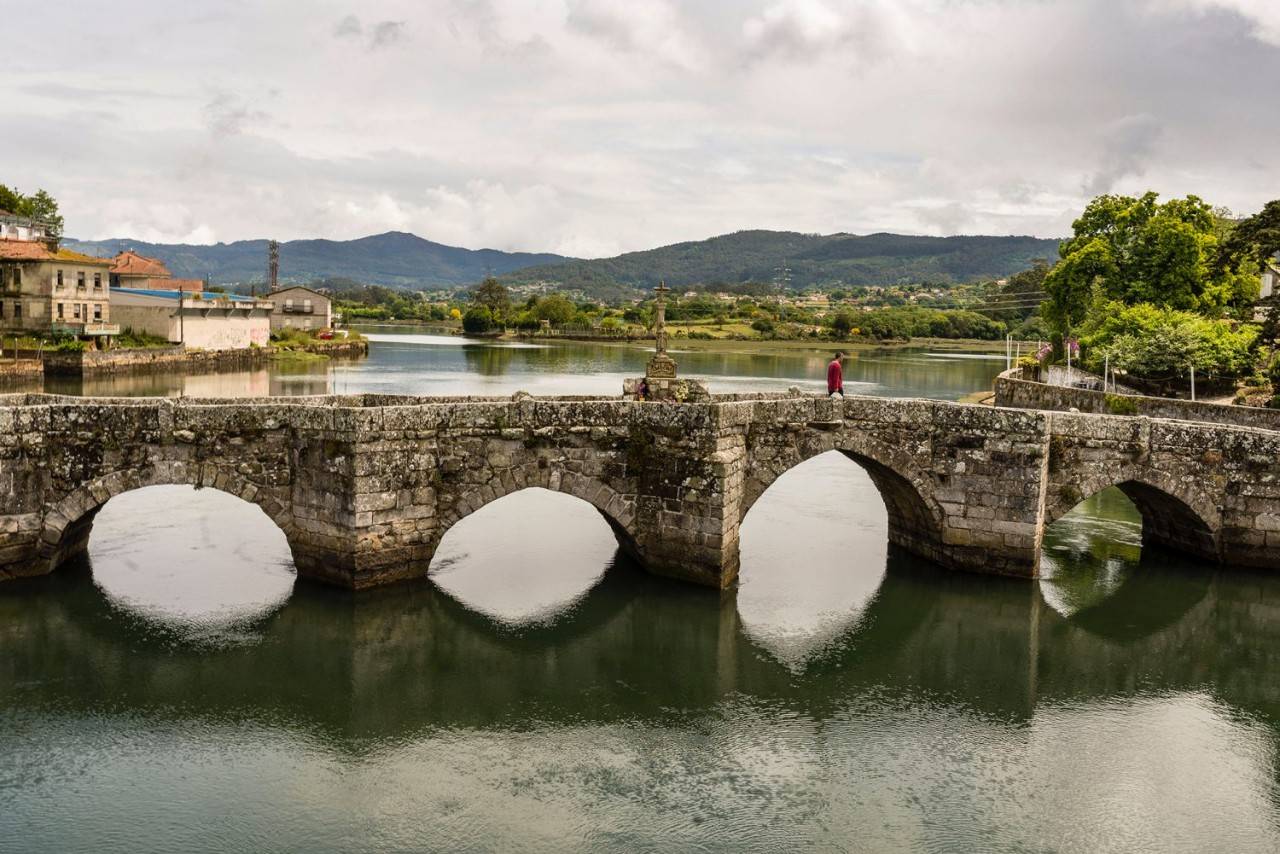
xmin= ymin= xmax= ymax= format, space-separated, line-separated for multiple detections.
xmin=6 ymin=547 xmax=1280 ymax=742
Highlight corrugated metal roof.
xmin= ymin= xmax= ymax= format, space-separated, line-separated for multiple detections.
xmin=112 ymin=287 xmax=264 ymax=303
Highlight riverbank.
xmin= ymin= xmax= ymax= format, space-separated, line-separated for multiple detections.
xmin=353 ymin=321 xmax=1009 ymax=360
xmin=43 ymin=339 xmax=369 ymax=376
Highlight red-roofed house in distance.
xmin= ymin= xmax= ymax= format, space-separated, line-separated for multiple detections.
xmin=108 ymin=249 xmax=204 ymax=292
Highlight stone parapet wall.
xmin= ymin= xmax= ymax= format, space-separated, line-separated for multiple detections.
xmin=994 ymin=372 xmax=1280 ymax=432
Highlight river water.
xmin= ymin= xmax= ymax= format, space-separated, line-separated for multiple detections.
xmin=3 ymin=330 xmax=1279 ymax=853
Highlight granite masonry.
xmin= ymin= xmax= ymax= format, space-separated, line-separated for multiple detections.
xmin=2 ymin=391 xmax=1279 ymax=589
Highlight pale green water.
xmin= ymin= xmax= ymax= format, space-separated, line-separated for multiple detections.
xmin=3 ymin=331 xmax=1278 ymax=853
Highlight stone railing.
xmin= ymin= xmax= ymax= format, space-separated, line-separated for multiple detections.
xmin=993 ymin=370 xmax=1280 ymax=432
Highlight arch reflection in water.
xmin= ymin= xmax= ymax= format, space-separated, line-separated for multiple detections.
xmin=428 ymin=488 xmax=619 ymax=626
xmin=8 ymin=543 xmax=1280 ymax=850
xmin=88 ymin=485 xmax=295 ymax=642
xmin=1039 ymin=486 xmax=1144 ymax=618
xmin=738 ymin=450 xmax=888 ymax=668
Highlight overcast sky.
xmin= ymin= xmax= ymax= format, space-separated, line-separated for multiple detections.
xmin=4 ymin=0 xmax=1278 ymax=256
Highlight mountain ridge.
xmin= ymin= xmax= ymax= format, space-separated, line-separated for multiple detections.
xmin=62 ymin=228 xmax=1064 ymax=295
xmin=500 ymin=229 xmax=1064 ymax=293
xmin=62 ymin=231 xmax=570 ymax=288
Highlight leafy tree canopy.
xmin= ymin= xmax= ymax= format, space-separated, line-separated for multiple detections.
xmin=461 ymin=305 xmax=495 ymax=334
xmin=1044 ymin=192 xmax=1258 ymax=334
xmin=531 ymin=294 xmax=576 ymax=325
xmin=1078 ymin=300 xmax=1259 ymax=380
xmin=472 ymin=277 xmax=511 ymax=317
xmin=1222 ymin=199 xmax=1280 ymax=269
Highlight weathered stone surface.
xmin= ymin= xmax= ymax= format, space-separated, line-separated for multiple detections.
xmin=995 ymin=373 xmax=1280 ymax=432
xmin=1 ymin=390 xmax=1278 ymax=589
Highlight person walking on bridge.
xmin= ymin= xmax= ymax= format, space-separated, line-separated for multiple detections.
xmin=827 ymin=351 xmax=845 ymax=398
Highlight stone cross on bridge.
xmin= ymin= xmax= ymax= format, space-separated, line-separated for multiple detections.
xmin=1 ymin=391 xmax=1278 ymax=588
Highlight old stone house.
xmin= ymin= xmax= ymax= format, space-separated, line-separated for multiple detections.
xmin=0 ymin=238 xmax=117 ymax=339
xmin=268 ymin=286 xmax=332 ymax=331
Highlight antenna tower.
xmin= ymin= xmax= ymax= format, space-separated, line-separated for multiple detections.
xmin=267 ymin=239 xmax=280 ymax=293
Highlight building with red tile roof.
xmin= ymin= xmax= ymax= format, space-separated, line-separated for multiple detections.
xmin=0 ymin=239 xmax=116 ymax=339
xmin=109 ymin=249 xmax=174 ymax=289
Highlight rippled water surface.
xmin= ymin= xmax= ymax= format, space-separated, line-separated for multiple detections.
xmin=4 ymin=331 xmax=1279 ymax=853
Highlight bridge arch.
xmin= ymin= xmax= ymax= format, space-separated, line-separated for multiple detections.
xmin=740 ymin=429 xmax=946 ymax=554
xmin=433 ymin=462 xmax=639 ymax=557
xmin=38 ymin=462 xmax=297 ymax=572
xmin=1044 ymin=468 xmax=1220 ymax=562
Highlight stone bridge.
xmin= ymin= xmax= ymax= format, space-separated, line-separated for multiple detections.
xmin=1 ymin=391 xmax=1278 ymax=589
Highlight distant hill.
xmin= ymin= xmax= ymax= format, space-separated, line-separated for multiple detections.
xmin=62 ymin=231 xmax=570 ymax=288
xmin=502 ymin=230 xmax=1063 ymax=293
xmin=62 ymin=228 xmax=1063 ymax=296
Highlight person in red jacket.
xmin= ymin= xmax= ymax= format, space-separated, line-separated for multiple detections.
xmin=827 ymin=351 xmax=845 ymax=398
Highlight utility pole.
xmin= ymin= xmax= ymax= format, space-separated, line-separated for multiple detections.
xmin=773 ymin=262 xmax=791 ymax=301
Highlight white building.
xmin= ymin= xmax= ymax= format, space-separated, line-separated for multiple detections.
xmin=1261 ymin=255 xmax=1279 ymax=300
xmin=111 ymin=288 xmax=273 ymax=350
xmin=0 ymin=210 xmax=49 ymax=243
xmin=268 ymin=286 xmax=332 ymax=331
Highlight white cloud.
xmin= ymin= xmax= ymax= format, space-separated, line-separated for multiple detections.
xmin=1085 ymin=114 xmax=1164 ymax=195
xmin=1 ymin=0 xmax=1277 ymax=255
xmin=741 ymin=0 xmax=910 ymax=64
xmin=1154 ymin=0 xmax=1280 ymax=45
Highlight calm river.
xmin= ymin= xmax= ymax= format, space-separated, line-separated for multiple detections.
xmin=3 ymin=329 xmax=1279 ymax=853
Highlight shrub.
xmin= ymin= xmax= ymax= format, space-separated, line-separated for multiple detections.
xmin=1105 ymin=394 xmax=1138 ymax=416
xmin=462 ymin=305 xmax=494 ymax=334
xmin=1079 ymin=301 xmax=1260 ymax=380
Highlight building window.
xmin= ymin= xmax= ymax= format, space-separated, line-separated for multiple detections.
xmin=0 ymin=301 xmax=5 ymax=319
xmin=13 ymin=267 xmax=20 ymax=288
xmin=73 ymin=304 xmax=81 ymax=320
xmin=93 ymin=304 xmax=102 ymax=321
xmin=56 ymin=303 xmax=63 ymax=320
xmin=77 ymin=271 xmax=86 ymax=290
xmin=303 ymin=299 xmax=313 ymax=312
xmin=56 ymin=270 xmax=63 ymax=288
xmin=14 ymin=302 xmax=21 ymax=320
xmin=93 ymin=273 xmax=102 ymax=290
xmin=285 ymin=298 xmax=294 ymax=308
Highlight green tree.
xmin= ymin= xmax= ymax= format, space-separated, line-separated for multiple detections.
xmin=461 ymin=305 xmax=494 ymax=334
xmin=830 ymin=311 xmax=855 ymax=337
xmin=532 ymin=294 xmax=576 ymax=326
xmin=0 ymin=184 xmax=23 ymax=214
xmin=472 ymin=277 xmax=511 ymax=320
xmin=1222 ymin=200 xmax=1280 ymax=268
xmin=983 ymin=259 xmax=1050 ymax=324
xmin=1044 ymin=192 xmax=1258 ymax=336
xmin=1079 ymin=300 xmax=1259 ymax=380
xmin=22 ymin=190 xmax=64 ymax=241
